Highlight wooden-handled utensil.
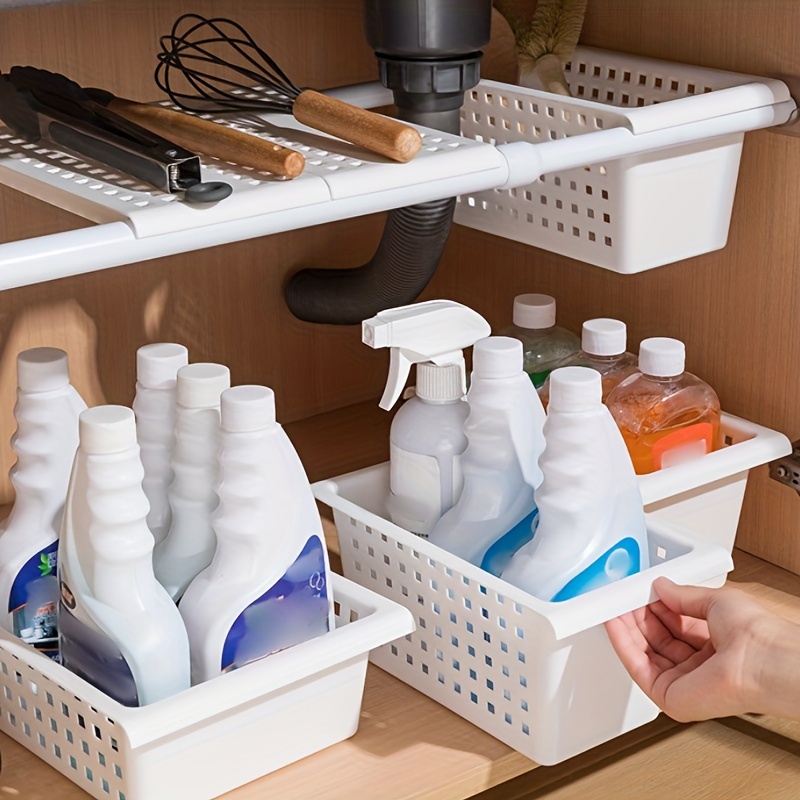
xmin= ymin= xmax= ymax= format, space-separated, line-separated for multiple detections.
xmin=155 ymin=13 xmax=423 ymax=163
xmin=87 ymin=88 xmax=305 ymax=178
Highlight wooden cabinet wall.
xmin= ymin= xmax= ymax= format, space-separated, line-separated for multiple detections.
xmin=1 ymin=0 xmax=800 ymax=572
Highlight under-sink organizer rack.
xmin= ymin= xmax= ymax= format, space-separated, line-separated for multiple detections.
xmin=0 ymin=48 xmax=795 ymax=289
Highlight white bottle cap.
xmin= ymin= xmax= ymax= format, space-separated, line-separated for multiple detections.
xmin=416 ymin=362 xmax=463 ymax=402
xmin=512 ymin=293 xmax=556 ymax=329
xmin=80 ymin=405 xmax=137 ymax=455
xmin=221 ymin=385 xmax=277 ymax=433
xmin=176 ymin=363 xmax=230 ymax=409
xmin=639 ymin=337 xmax=685 ymax=377
xmin=548 ymin=366 xmax=602 ymax=412
xmin=17 ymin=347 xmax=70 ymax=392
xmin=581 ymin=318 xmax=627 ymax=356
xmin=136 ymin=343 xmax=189 ymax=389
xmin=473 ymin=336 xmax=522 ymax=379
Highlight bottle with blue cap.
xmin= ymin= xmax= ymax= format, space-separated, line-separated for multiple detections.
xmin=58 ymin=405 xmax=190 ymax=705
xmin=428 ymin=336 xmax=547 ymax=573
xmin=0 ymin=348 xmax=86 ymax=659
xmin=153 ymin=362 xmax=230 ymax=602
xmin=179 ymin=385 xmax=334 ymax=684
xmin=502 ymin=366 xmax=650 ymax=601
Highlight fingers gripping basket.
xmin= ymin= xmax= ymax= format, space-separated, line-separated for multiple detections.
xmin=314 ymin=464 xmax=734 ymax=766
xmin=455 ymin=46 xmax=795 ymax=273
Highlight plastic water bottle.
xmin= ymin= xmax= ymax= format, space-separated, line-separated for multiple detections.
xmin=538 ymin=318 xmax=637 ymax=408
xmin=179 ymin=386 xmax=334 ymax=684
xmin=429 ymin=337 xmax=546 ymax=570
xmin=387 ymin=362 xmax=469 ymax=537
xmin=132 ymin=343 xmax=188 ymax=544
xmin=606 ymin=337 xmax=722 ymax=475
xmin=503 ymin=294 xmax=580 ymax=389
xmin=502 ymin=367 xmax=650 ymax=601
xmin=58 ymin=405 xmax=190 ymax=705
xmin=153 ymin=363 xmax=230 ymax=602
xmin=0 ymin=348 xmax=86 ymax=659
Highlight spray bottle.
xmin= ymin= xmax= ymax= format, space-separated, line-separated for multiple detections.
xmin=362 ymin=300 xmax=491 ymax=537
xmin=502 ymin=367 xmax=649 ymax=601
xmin=428 ymin=336 xmax=547 ymax=573
xmin=0 ymin=348 xmax=86 ymax=659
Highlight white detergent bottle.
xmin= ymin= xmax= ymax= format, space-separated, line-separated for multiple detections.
xmin=0 ymin=348 xmax=86 ymax=659
xmin=428 ymin=336 xmax=546 ymax=573
xmin=153 ymin=362 xmax=230 ymax=602
xmin=179 ymin=385 xmax=334 ymax=684
xmin=58 ymin=405 xmax=190 ymax=706
xmin=132 ymin=342 xmax=188 ymax=545
xmin=502 ymin=367 xmax=650 ymax=602
xmin=362 ymin=300 xmax=491 ymax=538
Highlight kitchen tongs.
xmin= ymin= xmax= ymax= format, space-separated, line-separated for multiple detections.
xmin=0 ymin=66 xmax=231 ymax=203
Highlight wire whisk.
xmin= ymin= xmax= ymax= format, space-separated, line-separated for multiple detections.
xmin=155 ymin=14 xmax=423 ymax=163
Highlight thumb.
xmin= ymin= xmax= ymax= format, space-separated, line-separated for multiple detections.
xmin=654 ymin=577 xmax=717 ymax=621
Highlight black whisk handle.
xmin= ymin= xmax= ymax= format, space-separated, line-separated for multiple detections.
xmin=293 ymin=90 xmax=422 ymax=163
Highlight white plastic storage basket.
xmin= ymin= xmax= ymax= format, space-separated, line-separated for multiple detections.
xmin=455 ymin=46 xmax=795 ymax=273
xmin=0 ymin=574 xmax=413 ymax=800
xmin=314 ymin=466 xmax=733 ymax=766
xmin=638 ymin=412 xmax=790 ymax=553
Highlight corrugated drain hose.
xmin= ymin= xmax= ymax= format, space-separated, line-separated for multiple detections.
xmin=284 ymin=196 xmax=456 ymax=325
xmin=284 ymin=0 xmax=490 ymax=325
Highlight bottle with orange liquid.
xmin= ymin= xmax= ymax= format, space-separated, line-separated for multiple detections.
xmin=538 ymin=318 xmax=637 ymax=410
xmin=606 ymin=337 xmax=722 ymax=475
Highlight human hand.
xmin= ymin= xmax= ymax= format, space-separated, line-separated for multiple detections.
xmin=604 ymin=576 xmax=800 ymax=723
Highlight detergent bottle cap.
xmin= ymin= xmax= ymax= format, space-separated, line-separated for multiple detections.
xmin=549 ymin=366 xmax=602 ymax=412
xmin=581 ymin=318 xmax=627 ymax=357
xmin=176 ymin=363 xmax=230 ymax=409
xmin=17 ymin=347 xmax=70 ymax=393
xmin=362 ymin=300 xmax=490 ymax=410
xmin=79 ymin=405 xmax=137 ymax=455
xmin=472 ymin=336 xmax=522 ymax=379
xmin=512 ymin=293 xmax=556 ymax=329
xmin=137 ymin=343 xmax=189 ymax=389
xmin=221 ymin=385 xmax=277 ymax=433
xmin=639 ymin=337 xmax=685 ymax=378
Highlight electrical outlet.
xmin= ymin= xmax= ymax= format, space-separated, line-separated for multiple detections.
xmin=769 ymin=441 xmax=800 ymax=495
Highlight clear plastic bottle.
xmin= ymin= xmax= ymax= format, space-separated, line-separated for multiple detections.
xmin=606 ymin=337 xmax=722 ymax=475
xmin=387 ymin=362 xmax=469 ymax=537
xmin=502 ymin=293 xmax=580 ymax=389
xmin=179 ymin=386 xmax=334 ymax=684
xmin=0 ymin=348 xmax=86 ymax=659
xmin=538 ymin=318 xmax=637 ymax=409
xmin=132 ymin=343 xmax=188 ymax=545
xmin=58 ymin=405 xmax=190 ymax=706
xmin=153 ymin=363 xmax=230 ymax=602
xmin=428 ymin=337 xmax=546 ymax=570
xmin=502 ymin=367 xmax=649 ymax=601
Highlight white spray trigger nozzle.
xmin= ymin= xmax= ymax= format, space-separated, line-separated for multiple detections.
xmin=362 ymin=300 xmax=491 ymax=410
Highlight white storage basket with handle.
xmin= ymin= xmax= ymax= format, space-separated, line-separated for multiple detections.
xmin=455 ymin=46 xmax=796 ymax=273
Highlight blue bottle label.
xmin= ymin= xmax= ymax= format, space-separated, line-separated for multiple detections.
xmin=551 ymin=537 xmax=641 ymax=602
xmin=480 ymin=508 xmax=539 ymax=577
xmin=9 ymin=541 xmax=59 ymax=659
xmin=221 ymin=535 xmax=330 ymax=673
xmin=58 ymin=584 xmax=140 ymax=707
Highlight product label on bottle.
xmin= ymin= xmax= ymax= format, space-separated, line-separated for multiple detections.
xmin=58 ymin=585 xmax=140 ymax=707
xmin=9 ymin=541 xmax=59 ymax=659
xmin=389 ymin=445 xmax=463 ymax=537
xmin=220 ymin=535 xmax=330 ymax=673
xmin=653 ymin=423 xmax=714 ymax=470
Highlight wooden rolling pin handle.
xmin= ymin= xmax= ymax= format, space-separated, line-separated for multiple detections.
xmin=107 ymin=98 xmax=306 ymax=178
xmin=293 ymin=90 xmax=423 ymax=163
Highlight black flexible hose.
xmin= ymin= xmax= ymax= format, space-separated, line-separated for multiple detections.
xmin=284 ymin=196 xmax=456 ymax=325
